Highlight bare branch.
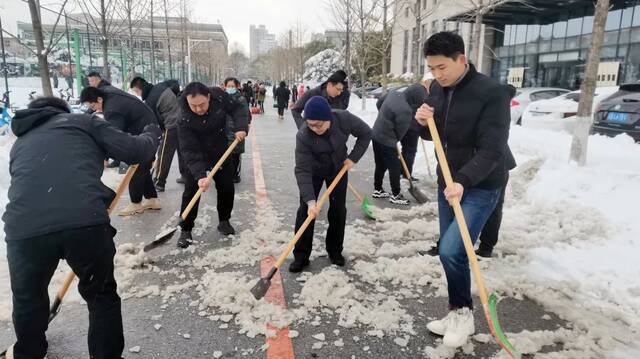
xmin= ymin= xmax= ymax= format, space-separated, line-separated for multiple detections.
xmin=1 ymin=29 xmax=38 ymax=56
xmin=44 ymin=0 xmax=70 ymax=51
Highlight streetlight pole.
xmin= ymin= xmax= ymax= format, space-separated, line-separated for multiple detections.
xmin=0 ymin=15 xmax=10 ymax=109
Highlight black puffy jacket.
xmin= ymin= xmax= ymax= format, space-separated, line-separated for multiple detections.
xmin=102 ymin=85 xmax=158 ymax=136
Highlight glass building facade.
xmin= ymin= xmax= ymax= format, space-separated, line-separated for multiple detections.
xmin=492 ymin=1 xmax=640 ymax=89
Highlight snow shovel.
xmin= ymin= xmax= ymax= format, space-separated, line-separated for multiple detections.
xmin=347 ymin=182 xmax=375 ymax=220
xmin=48 ymin=164 xmax=139 ymax=323
xmin=420 ymin=139 xmax=434 ymax=179
xmin=144 ymin=138 xmax=241 ymax=251
xmin=426 ymin=118 xmax=520 ymax=359
xmin=251 ymin=165 xmax=349 ymax=300
xmin=151 ymin=128 xmax=169 ymax=179
xmin=397 ymin=146 xmax=428 ymax=204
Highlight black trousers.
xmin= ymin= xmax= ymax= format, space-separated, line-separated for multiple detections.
xmin=293 ymin=171 xmax=348 ymax=261
xmin=373 ymin=140 xmax=402 ymax=196
xmin=277 ymin=106 xmax=285 ymax=116
xmin=401 ymin=130 xmax=419 ymax=177
xmin=7 ymin=224 xmax=123 ymax=359
xmin=155 ymin=127 xmax=186 ymax=186
xmin=179 ymin=161 xmax=235 ymax=231
xmin=129 ymin=159 xmax=157 ymax=203
xmin=230 ymin=153 xmax=242 ymax=179
xmin=479 ymin=174 xmax=509 ymax=251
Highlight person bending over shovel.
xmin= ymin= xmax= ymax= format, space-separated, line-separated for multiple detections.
xmin=290 ymin=96 xmax=372 ymax=273
xmin=176 ymin=82 xmax=248 ymax=248
xmin=2 ymin=97 xmax=160 ymax=358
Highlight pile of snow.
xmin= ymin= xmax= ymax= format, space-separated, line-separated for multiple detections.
xmin=303 ymin=49 xmax=344 ymax=85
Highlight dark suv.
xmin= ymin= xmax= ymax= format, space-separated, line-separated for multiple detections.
xmin=592 ymin=83 xmax=640 ymax=142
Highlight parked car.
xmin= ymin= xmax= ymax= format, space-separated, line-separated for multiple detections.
xmin=352 ymin=85 xmax=380 ymax=98
xmin=591 ymin=83 xmax=640 ymax=142
xmin=521 ymin=86 xmax=619 ymax=133
xmin=366 ymin=84 xmax=407 ymax=99
xmin=510 ymin=87 xmax=570 ymax=125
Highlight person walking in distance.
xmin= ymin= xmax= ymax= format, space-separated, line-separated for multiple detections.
xmin=275 ymin=81 xmax=291 ymax=120
xmin=223 ymin=77 xmax=251 ymax=184
xmin=291 ymin=70 xmax=350 ymax=129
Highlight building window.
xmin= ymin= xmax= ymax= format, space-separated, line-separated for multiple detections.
xmin=634 ymin=6 xmax=640 ymax=27
xmin=552 ymin=21 xmax=567 ymax=39
xmin=540 ymin=24 xmax=552 ymax=40
xmin=422 ymin=0 xmax=426 ymax=10
xmin=526 ymin=24 xmax=540 ymax=43
xmin=515 ymin=24 xmax=527 ymax=44
xmin=605 ymin=10 xmax=622 ymax=31
xmin=582 ymin=16 xmax=594 ymax=35
xmin=621 ymin=7 xmax=633 ymax=28
xmin=406 ymin=7 xmax=409 ymax=18
xmin=403 ymin=30 xmax=409 ymax=73
xmin=504 ymin=25 xmax=512 ymax=46
xmin=566 ymin=18 xmax=582 ymax=37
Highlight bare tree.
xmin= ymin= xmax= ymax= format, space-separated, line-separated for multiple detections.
xmin=404 ymin=0 xmax=439 ymax=81
xmin=570 ymin=0 xmax=610 ymax=165
xmin=326 ymin=0 xmax=355 ymax=82
xmin=150 ymin=0 xmax=156 ymax=82
xmin=352 ymin=0 xmax=381 ymax=110
xmin=115 ymin=0 xmax=149 ymax=81
xmin=162 ymin=0 xmax=173 ymax=78
xmin=2 ymin=0 xmax=70 ymax=96
xmin=76 ymin=0 xmax=124 ymax=81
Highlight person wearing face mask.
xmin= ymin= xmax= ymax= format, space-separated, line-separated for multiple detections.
xmin=274 ymin=81 xmax=291 ymax=120
xmin=291 ymin=70 xmax=351 ymax=129
xmin=290 ymin=96 xmax=372 ymax=273
xmin=175 ymin=82 xmax=249 ymax=248
xmin=223 ymin=77 xmax=251 ymax=184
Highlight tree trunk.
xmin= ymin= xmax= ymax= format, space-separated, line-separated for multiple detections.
xmin=150 ymin=0 xmax=156 ymax=82
xmin=127 ymin=2 xmax=135 ymax=81
xmin=414 ymin=0 xmax=421 ymax=82
xmin=570 ymin=0 xmax=610 ymax=166
xmin=345 ymin=1 xmax=351 ymax=85
xmin=472 ymin=10 xmax=483 ymax=68
xmin=360 ymin=0 xmax=366 ymax=111
xmin=100 ymin=0 xmax=111 ymax=81
xmin=381 ymin=0 xmax=388 ymax=94
xmin=164 ymin=0 xmax=172 ymax=79
xmin=27 ymin=0 xmax=52 ymax=96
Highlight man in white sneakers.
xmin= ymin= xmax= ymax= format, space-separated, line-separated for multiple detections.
xmin=415 ymin=32 xmax=512 ymax=347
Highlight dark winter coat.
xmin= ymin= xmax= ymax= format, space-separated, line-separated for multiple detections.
xmin=3 ymin=102 xmax=160 ymax=241
xmin=373 ymin=84 xmax=428 ymax=147
xmin=178 ymin=87 xmax=249 ymax=180
xmin=243 ymin=84 xmax=254 ymax=99
xmin=291 ymin=83 xmax=351 ymax=128
xmin=275 ymin=86 xmax=291 ymax=109
xmin=143 ymin=84 xmax=181 ymax=130
xmin=226 ymin=91 xmax=251 ymax=155
xmin=420 ymin=64 xmax=516 ymax=190
xmin=101 ymin=85 xmax=158 ymax=137
xmin=295 ymin=109 xmax=372 ymax=204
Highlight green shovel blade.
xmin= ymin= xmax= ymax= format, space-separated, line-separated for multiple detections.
xmin=488 ymin=292 xmax=521 ymax=359
xmin=361 ymin=197 xmax=375 ymax=220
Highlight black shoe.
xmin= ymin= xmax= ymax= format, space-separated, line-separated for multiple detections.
xmin=233 ymin=175 xmax=241 ymax=183
xmin=217 ymin=221 xmax=235 ymax=236
xmin=288 ymin=259 xmax=310 ymax=273
xmin=402 ymin=175 xmax=420 ymax=182
xmin=475 ymin=247 xmax=493 ymax=258
xmin=155 ymin=183 xmax=165 ymax=192
xmin=329 ymin=254 xmax=346 ymax=267
xmin=106 ymin=160 xmax=120 ymax=168
xmin=419 ymin=245 xmax=439 ymax=256
xmin=176 ymin=176 xmax=185 ymax=184
xmin=177 ymin=231 xmax=193 ymax=248
xmin=118 ymin=162 xmax=128 ymax=174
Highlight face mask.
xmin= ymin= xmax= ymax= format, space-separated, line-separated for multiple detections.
xmin=226 ymin=88 xmax=237 ymax=95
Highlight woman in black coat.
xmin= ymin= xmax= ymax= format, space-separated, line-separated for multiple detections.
xmin=274 ymin=81 xmax=291 ymax=120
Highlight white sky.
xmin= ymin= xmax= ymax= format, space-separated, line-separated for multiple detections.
xmin=1 ymin=0 xmax=335 ymax=55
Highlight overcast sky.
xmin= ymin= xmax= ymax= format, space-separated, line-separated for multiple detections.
xmin=1 ymin=0 xmax=335 ymax=54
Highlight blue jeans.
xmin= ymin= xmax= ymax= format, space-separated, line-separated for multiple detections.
xmin=438 ymin=186 xmax=502 ymax=308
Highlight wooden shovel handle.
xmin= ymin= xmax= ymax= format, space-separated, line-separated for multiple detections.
xmin=274 ymin=165 xmax=349 ymax=269
xmin=425 ymin=118 xmax=489 ymax=305
xmin=56 ymin=164 xmax=139 ymax=304
xmin=397 ymin=146 xmax=413 ymax=182
xmin=347 ymin=182 xmax=363 ymax=202
xmin=181 ymin=138 xmax=240 ymax=220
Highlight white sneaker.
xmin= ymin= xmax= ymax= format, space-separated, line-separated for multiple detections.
xmin=443 ymin=307 xmax=475 ymax=348
xmin=142 ymin=198 xmax=162 ymax=210
xmin=118 ymin=202 xmax=145 ymax=216
xmin=426 ymin=310 xmax=457 ymax=336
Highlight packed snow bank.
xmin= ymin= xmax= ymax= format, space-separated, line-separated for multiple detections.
xmin=303 ymin=49 xmax=344 ymax=85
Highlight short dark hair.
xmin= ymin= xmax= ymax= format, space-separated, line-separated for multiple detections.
xmin=224 ymin=77 xmax=239 ymax=87
xmin=423 ymin=31 xmax=465 ymax=60
xmin=183 ymin=82 xmax=210 ymax=98
xmin=327 ymin=70 xmax=346 ymax=85
xmin=129 ymin=76 xmax=149 ymax=89
xmin=279 ymin=81 xmax=286 ymax=87
xmin=87 ymin=71 xmax=101 ymax=78
xmin=80 ymin=86 xmax=105 ymax=103
xmin=28 ymin=96 xmax=70 ymax=112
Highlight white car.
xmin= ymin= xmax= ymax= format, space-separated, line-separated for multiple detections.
xmin=521 ymin=86 xmax=619 ymax=133
xmin=510 ymin=87 xmax=570 ymax=125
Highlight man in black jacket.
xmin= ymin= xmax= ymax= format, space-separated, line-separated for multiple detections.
xmin=130 ymin=77 xmax=186 ymax=191
xmin=87 ymin=71 xmax=111 ymax=89
xmin=414 ymin=32 xmax=515 ymax=348
xmin=80 ymin=85 xmax=161 ymax=216
xmin=291 ymin=70 xmax=351 ymax=129
xmin=176 ymin=82 xmax=248 ymax=248
xmin=3 ymin=97 xmax=160 ymax=359
xmin=290 ymin=96 xmax=372 ymax=273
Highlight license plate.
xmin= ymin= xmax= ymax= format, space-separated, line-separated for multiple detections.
xmin=607 ymin=112 xmax=628 ymax=123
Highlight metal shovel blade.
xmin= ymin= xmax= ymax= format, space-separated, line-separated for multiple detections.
xmin=144 ymin=226 xmax=178 ymax=252
xmin=250 ymin=277 xmax=272 ymax=300
xmin=361 ymin=197 xmax=376 ymax=219
xmin=409 ymin=184 xmax=429 ymax=204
